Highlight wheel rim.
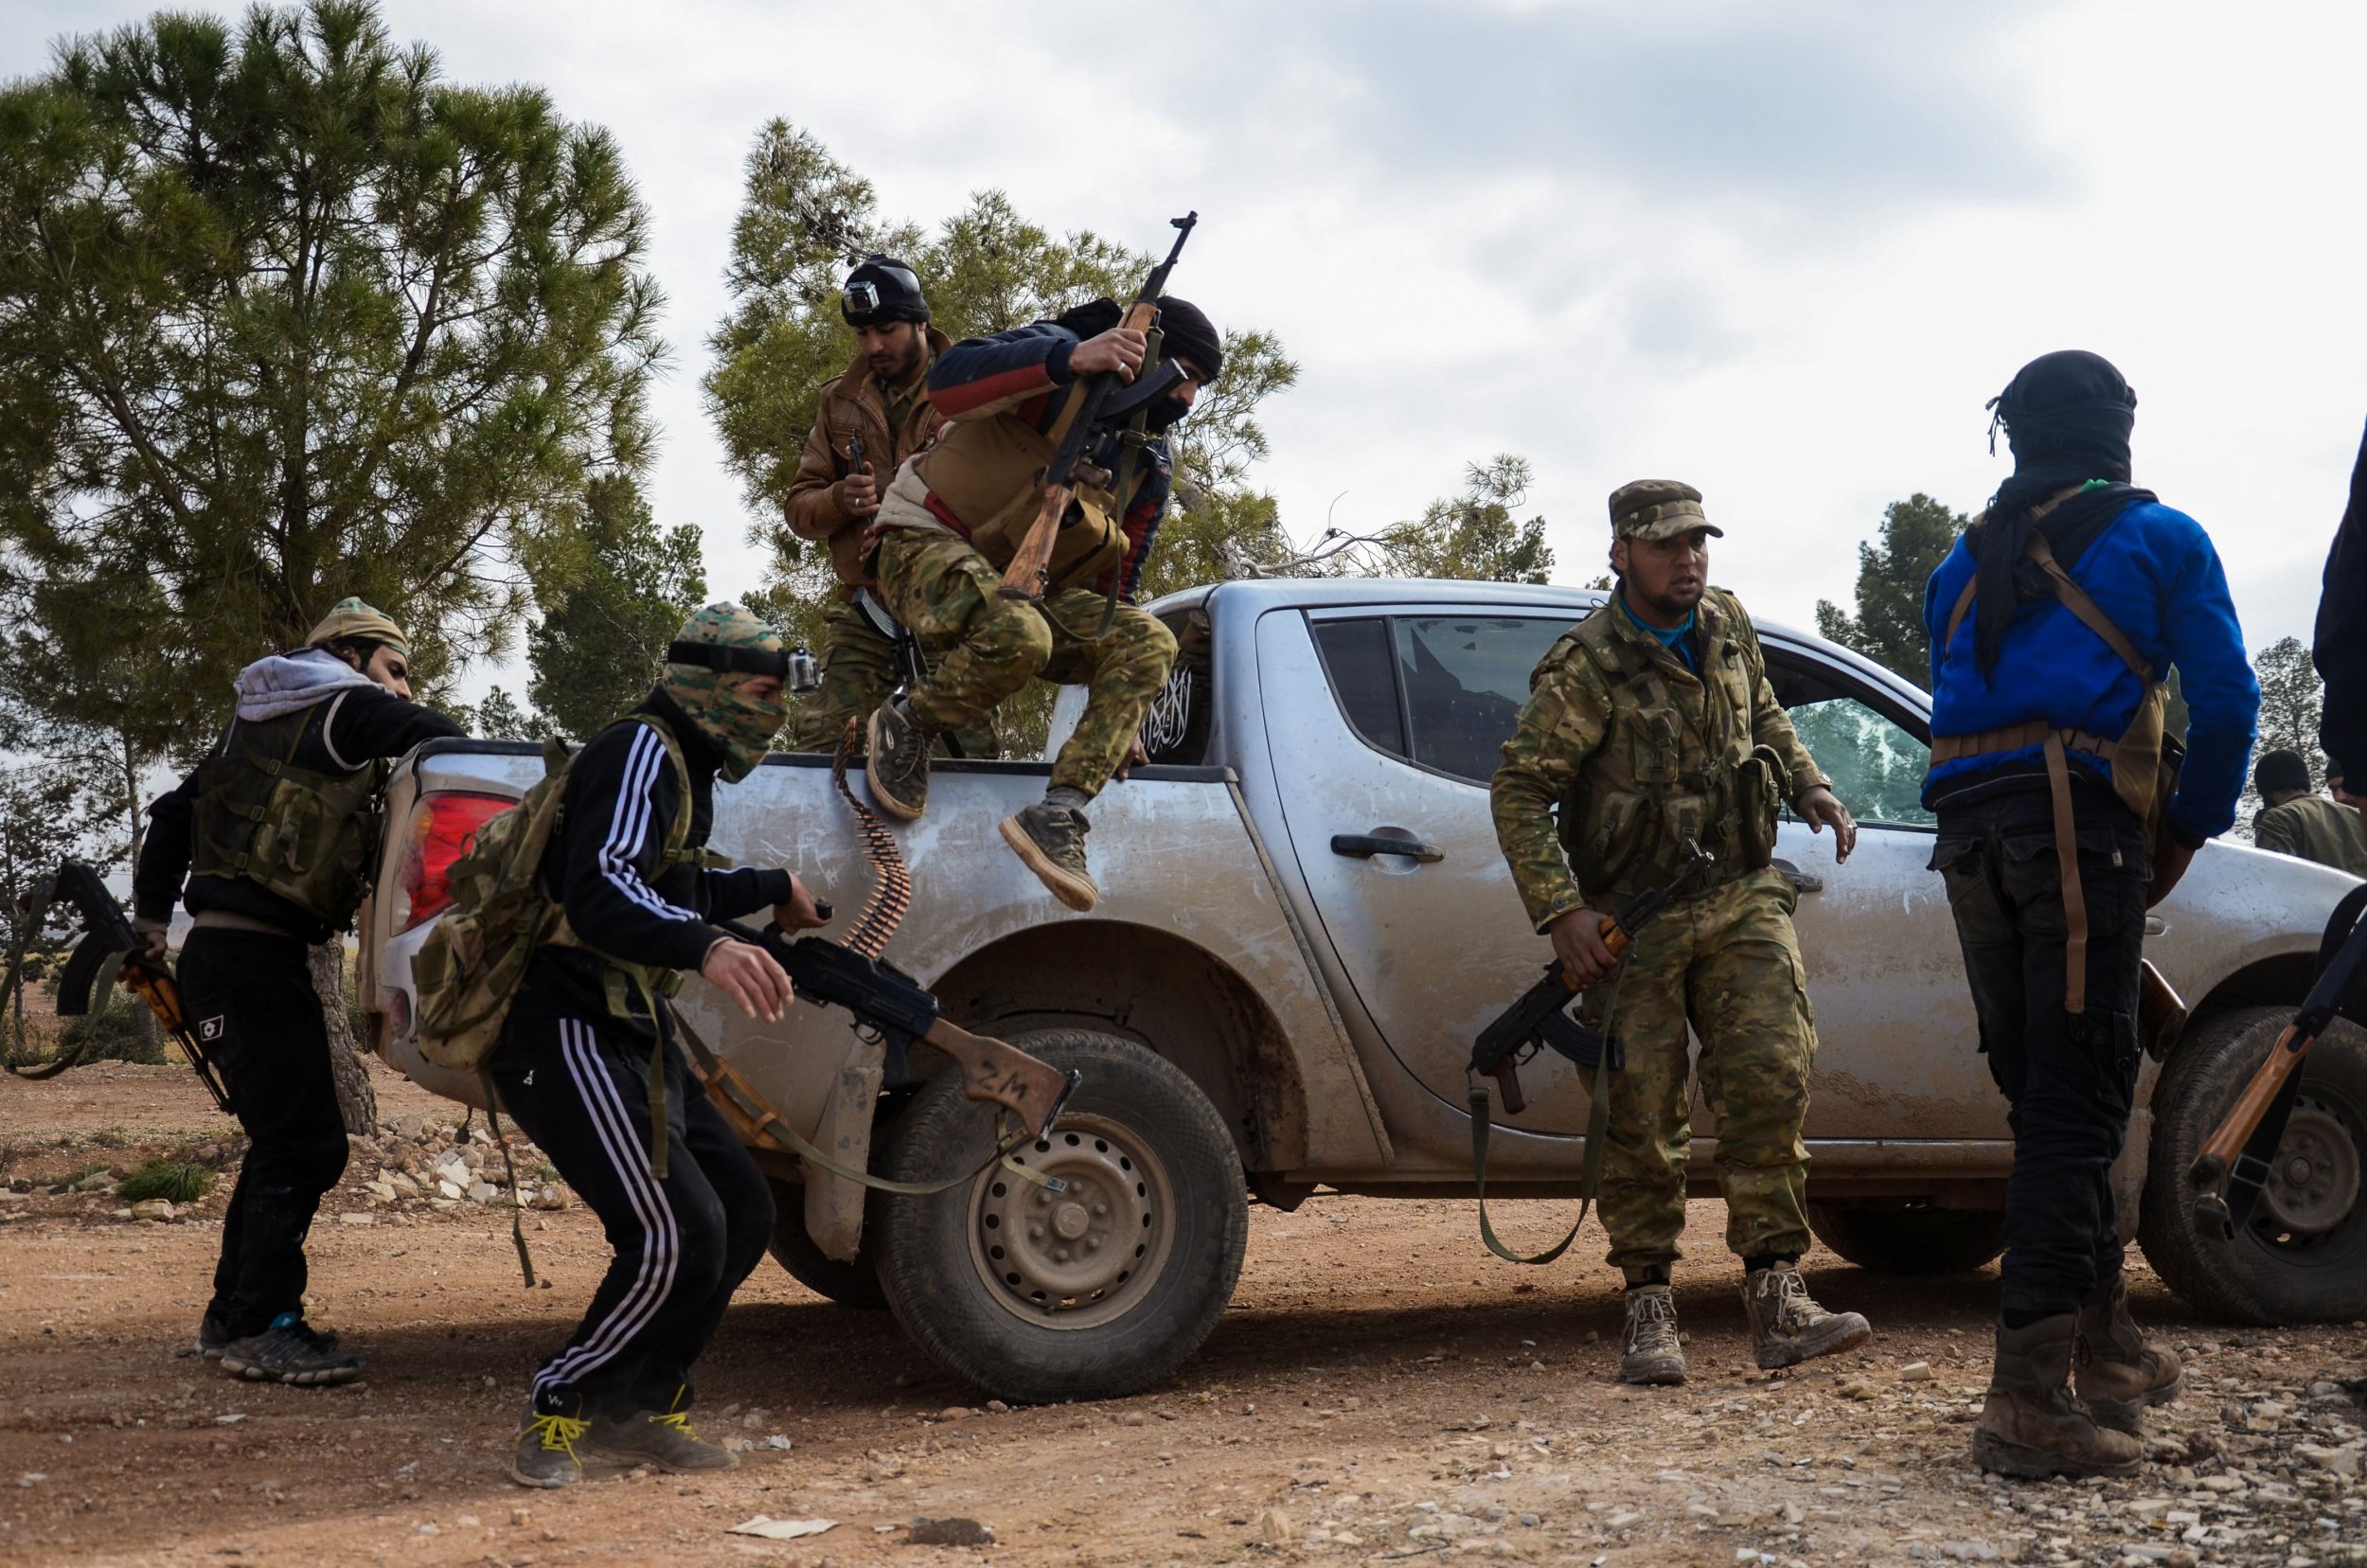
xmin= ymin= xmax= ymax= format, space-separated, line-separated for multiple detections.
xmin=2257 ymin=1098 xmax=2362 ymax=1239
xmin=967 ymin=1113 xmax=1175 ymax=1330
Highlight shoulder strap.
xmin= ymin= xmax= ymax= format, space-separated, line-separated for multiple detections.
xmin=2024 ymin=535 xmax=2155 ymax=683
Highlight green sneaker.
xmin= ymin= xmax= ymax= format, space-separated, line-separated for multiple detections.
xmin=1000 ymin=802 xmax=1097 ymax=911
xmin=584 ymin=1395 xmax=738 ymax=1474
xmin=511 ymin=1404 xmax=588 ymax=1489
xmin=865 ymin=700 xmax=933 ymax=821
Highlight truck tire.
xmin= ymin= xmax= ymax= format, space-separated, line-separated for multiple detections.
xmin=1806 ymin=1203 xmax=2006 ymax=1274
xmin=871 ymin=1028 xmax=1247 ymax=1404
xmin=763 ymin=1178 xmax=886 ymax=1310
xmin=2140 ymin=1006 xmax=2367 ymax=1324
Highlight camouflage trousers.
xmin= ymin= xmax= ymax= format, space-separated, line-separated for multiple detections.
xmin=1574 ymin=868 xmax=1818 ymax=1271
xmin=872 ymin=529 xmax=1177 ymax=795
xmin=788 ymin=595 xmax=1001 ymax=759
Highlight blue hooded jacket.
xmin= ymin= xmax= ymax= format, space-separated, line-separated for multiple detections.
xmin=1922 ymin=499 xmax=2258 ymax=846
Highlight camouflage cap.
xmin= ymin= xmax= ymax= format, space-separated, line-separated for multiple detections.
xmin=305 ymin=597 xmax=411 ymax=657
xmin=1609 ymin=479 xmax=1724 ymax=542
xmin=667 ymin=601 xmax=785 ymax=668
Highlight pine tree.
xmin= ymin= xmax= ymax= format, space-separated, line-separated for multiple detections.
xmin=0 ymin=0 xmax=664 ymax=757
xmin=2251 ymin=635 xmax=2325 ymax=786
xmin=1815 ymin=494 xmax=1971 ymax=687
xmin=524 ymin=475 xmax=706 ymax=741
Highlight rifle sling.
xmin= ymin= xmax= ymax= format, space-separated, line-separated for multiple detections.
xmin=1469 ymin=960 xmax=1625 ymax=1265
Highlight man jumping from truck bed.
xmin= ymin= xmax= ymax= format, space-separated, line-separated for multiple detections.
xmin=858 ymin=295 xmax=1221 ymax=912
xmin=1489 ymin=481 xmax=1872 ymax=1388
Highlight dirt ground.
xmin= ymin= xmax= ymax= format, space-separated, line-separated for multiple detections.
xmin=4 ymin=1060 xmax=2363 ymax=1568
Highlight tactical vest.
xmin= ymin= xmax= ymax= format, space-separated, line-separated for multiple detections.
xmin=912 ymin=385 xmax=1139 ymax=593
xmin=189 ymin=702 xmax=384 ymax=928
xmin=1552 ymin=596 xmax=1781 ymax=900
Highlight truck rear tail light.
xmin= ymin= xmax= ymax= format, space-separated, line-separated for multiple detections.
xmin=394 ymin=792 xmax=514 ymax=933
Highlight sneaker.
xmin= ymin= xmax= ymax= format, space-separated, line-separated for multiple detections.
xmin=583 ymin=1393 xmax=738 ymax=1474
xmin=1744 ymin=1261 xmax=1872 ymax=1370
xmin=1973 ymin=1314 xmax=2144 ymax=1479
xmin=865 ymin=701 xmax=933 ymax=821
xmin=219 ymin=1315 xmax=361 ymax=1386
xmin=1000 ymin=802 xmax=1097 ymax=911
xmin=1619 ymin=1284 xmax=1687 ymax=1386
xmin=2073 ymin=1273 xmax=2183 ymax=1434
xmin=511 ymin=1403 xmax=588 ymax=1489
xmin=179 ymin=1311 xmax=237 ymax=1360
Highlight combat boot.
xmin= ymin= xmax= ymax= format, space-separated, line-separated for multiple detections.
xmin=1619 ymin=1284 xmax=1687 ymax=1386
xmin=2073 ymin=1273 xmax=2183 ymax=1434
xmin=1972 ymin=1315 xmax=2144 ymax=1479
xmin=1000 ymin=802 xmax=1097 ymax=912
xmin=584 ymin=1390 xmax=738 ymax=1474
xmin=510 ymin=1399 xmax=588 ymax=1489
xmin=865 ymin=700 xmax=933 ymax=821
xmin=1744 ymin=1260 xmax=1873 ymax=1370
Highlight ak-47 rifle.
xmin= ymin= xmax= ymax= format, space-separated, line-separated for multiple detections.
xmin=1468 ymin=840 xmax=1715 ymax=1114
xmin=12 ymin=862 xmax=230 ymax=1112
xmin=713 ymin=917 xmax=1077 ymax=1140
xmin=2189 ymin=883 xmax=2367 ymax=1234
xmin=997 ymin=211 xmax=1199 ymax=603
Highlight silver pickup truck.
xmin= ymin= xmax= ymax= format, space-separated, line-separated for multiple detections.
xmin=360 ymin=579 xmax=2367 ymax=1402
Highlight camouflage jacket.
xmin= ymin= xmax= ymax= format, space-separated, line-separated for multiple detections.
xmin=1489 ymin=588 xmax=1830 ymax=932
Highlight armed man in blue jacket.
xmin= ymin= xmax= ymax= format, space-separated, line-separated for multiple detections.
xmin=1923 ymin=351 xmax=2257 ymax=1480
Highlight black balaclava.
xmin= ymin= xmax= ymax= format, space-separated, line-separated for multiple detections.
xmin=1970 ymin=350 xmax=2152 ymax=679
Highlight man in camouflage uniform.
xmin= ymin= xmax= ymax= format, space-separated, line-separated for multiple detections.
xmin=779 ymin=258 xmax=994 ymax=759
xmin=1490 ymin=480 xmax=1874 ymax=1386
xmin=861 ymin=295 xmax=1221 ymax=912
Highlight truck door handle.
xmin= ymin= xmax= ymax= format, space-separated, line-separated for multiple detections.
xmin=1772 ymin=857 xmax=1824 ymax=894
xmin=1331 ymin=833 xmax=1445 ymax=864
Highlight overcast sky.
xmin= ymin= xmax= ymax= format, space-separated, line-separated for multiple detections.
xmin=8 ymin=0 xmax=2361 ymax=675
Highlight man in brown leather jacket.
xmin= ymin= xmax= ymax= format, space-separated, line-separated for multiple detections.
xmin=780 ymin=257 xmax=992 ymax=757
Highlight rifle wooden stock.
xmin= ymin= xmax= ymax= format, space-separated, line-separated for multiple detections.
xmin=996 ymin=298 xmax=1164 ymax=603
xmin=2191 ymin=1023 xmax=2309 ymax=1187
xmin=920 ymin=1016 xmax=1077 ymax=1138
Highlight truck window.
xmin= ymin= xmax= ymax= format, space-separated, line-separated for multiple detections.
xmin=1784 ymin=694 xmax=1935 ymax=829
xmin=1311 ymin=618 xmax=1406 ymax=756
xmin=1309 ymin=614 xmax=1574 ymax=786
xmin=1393 ymin=618 xmax=1570 ymax=784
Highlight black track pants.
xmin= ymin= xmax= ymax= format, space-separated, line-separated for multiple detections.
xmin=1932 ymin=790 xmax=2152 ymax=1321
xmin=177 ymin=928 xmax=352 ymax=1341
xmin=489 ymin=988 xmax=774 ymax=1418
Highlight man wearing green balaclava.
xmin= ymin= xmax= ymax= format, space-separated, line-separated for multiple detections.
xmin=490 ymin=602 xmax=829 ymax=1489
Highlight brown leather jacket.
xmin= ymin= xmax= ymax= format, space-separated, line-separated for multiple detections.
xmin=783 ymin=327 xmax=951 ymax=586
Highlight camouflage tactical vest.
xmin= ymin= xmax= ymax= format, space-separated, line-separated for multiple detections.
xmin=1552 ymin=593 xmax=1780 ymax=899
xmin=913 ymin=385 xmax=1142 ymax=592
xmin=189 ymin=703 xmax=384 ymax=928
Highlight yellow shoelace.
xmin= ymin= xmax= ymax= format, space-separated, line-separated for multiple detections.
xmin=529 ymin=1413 xmax=589 ymax=1456
xmin=653 ymin=1410 xmax=700 ymax=1439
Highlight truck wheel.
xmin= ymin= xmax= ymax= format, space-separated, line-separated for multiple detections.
xmin=763 ymin=1178 xmax=886 ymax=1310
xmin=870 ymin=1027 xmax=1247 ymax=1405
xmin=2140 ymin=1006 xmax=2367 ymax=1324
xmin=1806 ymin=1203 xmax=2005 ymax=1274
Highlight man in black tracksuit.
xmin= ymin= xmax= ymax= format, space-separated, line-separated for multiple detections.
xmin=500 ymin=602 xmax=824 ymax=1489
xmin=134 ymin=599 xmax=461 ymax=1385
